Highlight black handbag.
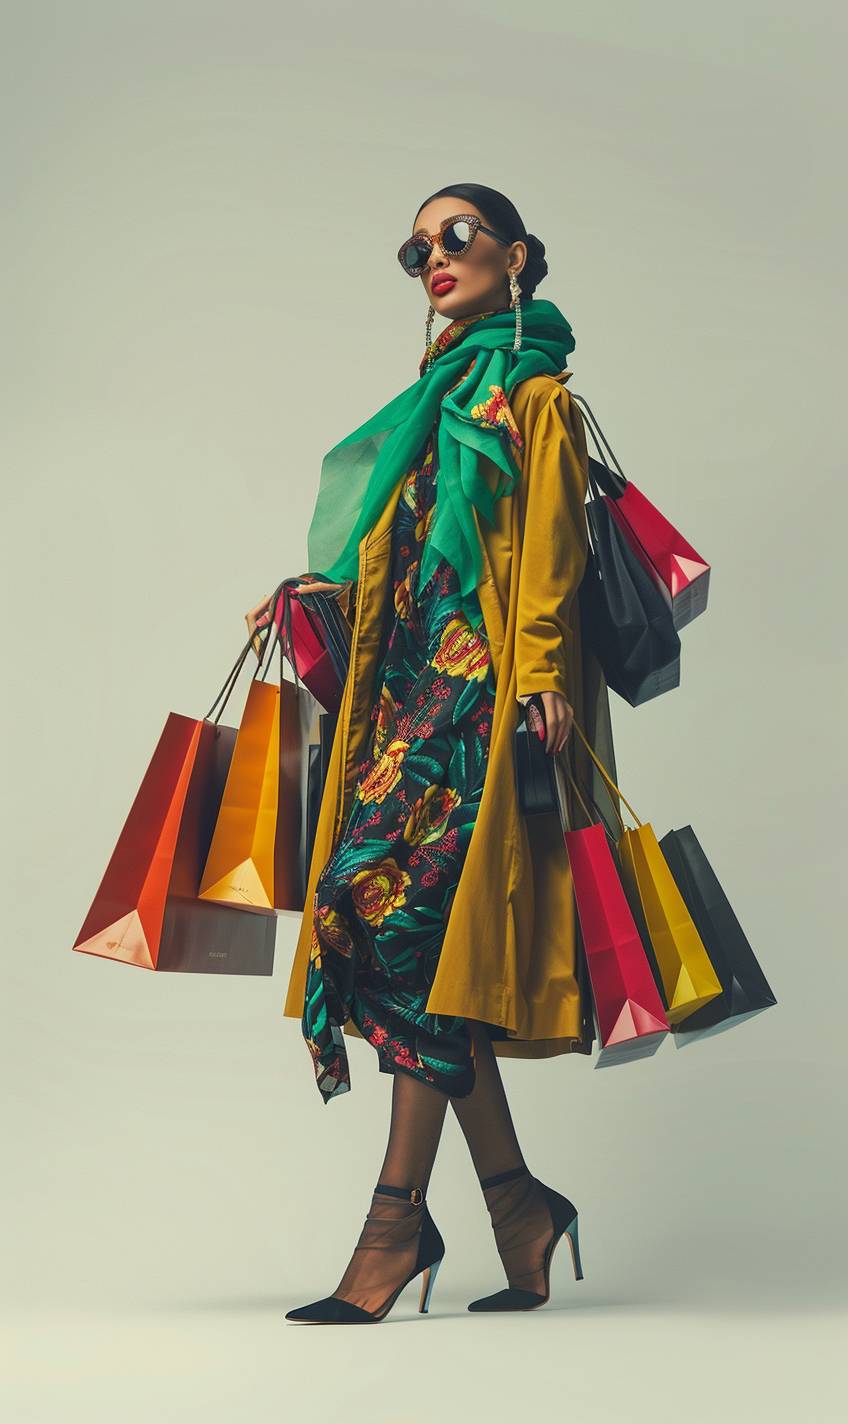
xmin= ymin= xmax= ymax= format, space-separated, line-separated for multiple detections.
xmin=514 ymin=696 xmax=558 ymax=815
xmin=571 ymin=393 xmax=682 ymax=707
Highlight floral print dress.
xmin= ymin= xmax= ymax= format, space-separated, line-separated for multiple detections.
xmin=301 ymin=423 xmax=498 ymax=1104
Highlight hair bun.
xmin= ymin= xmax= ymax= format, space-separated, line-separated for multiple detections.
xmin=519 ymin=232 xmax=548 ymax=297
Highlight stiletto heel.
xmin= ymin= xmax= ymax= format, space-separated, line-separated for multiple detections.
xmin=467 ymin=1164 xmax=585 ymax=1312
xmin=563 ymin=1213 xmax=583 ymax=1281
xmin=285 ymin=1182 xmax=446 ymax=1324
xmin=418 ymin=1254 xmax=442 ymax=1312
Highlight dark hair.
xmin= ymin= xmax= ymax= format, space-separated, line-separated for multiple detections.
xmin=413 ymin=183 xmax=549 ymax=298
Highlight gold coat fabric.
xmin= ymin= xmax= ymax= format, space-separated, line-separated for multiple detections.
xmin=283 ymin=370 xmax=621 ymax=1061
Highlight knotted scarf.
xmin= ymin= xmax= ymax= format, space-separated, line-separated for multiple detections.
xmin=306 ymin=296 xmax=576 ymax=631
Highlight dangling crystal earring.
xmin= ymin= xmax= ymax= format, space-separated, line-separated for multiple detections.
xmin=423 ymin=303 xmax=435 ymax=369
xmin=509 ymin=272 xmax=523 ymax=352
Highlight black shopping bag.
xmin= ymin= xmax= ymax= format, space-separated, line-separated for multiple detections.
xmin=658 ymin=824 xmax=777 ymax=1042
xmin=579 ymin=457 xmax=682 ymax=707
xmin=303 ymin=709 xmax=339 ymax=884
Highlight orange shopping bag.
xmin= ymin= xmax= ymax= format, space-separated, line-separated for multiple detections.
xmin=72 ymin=633 xmax=280 ymax=971
xmin=198 ymin=608 xmax=302 ymax=913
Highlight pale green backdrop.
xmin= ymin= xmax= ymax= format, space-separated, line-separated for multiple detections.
xmin=2 ymin=2 xmax=844 ymax=1420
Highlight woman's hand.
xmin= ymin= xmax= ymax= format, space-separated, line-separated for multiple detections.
xmin=524 ymin=690 xmax=574 ymax=754
xmin=244 ymin=577 xmax=350 ymax=658
xmin=245 ymin=592 xmax=274 ymax=659
xmin=291 ymin=578 xmax=347 ymax=595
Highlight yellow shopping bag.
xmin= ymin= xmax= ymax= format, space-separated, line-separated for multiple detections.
xmin=568 ymin=722 xmax=722 ymax=1024
xmin=199 ymin=634 xmax=302 ymax=914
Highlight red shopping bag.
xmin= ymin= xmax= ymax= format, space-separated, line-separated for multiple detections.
xmin=266 ymin=580 xmax=342 ymax=709
xmin=572 ymin=392 xmax=711 ymax=630
xmin=72 ymin=632 xmax=286 ymax=972
xmin=607 ymin=485 xmax=710 ymax=631
xmin=552 ymin=757 xmax=670 ymax=1066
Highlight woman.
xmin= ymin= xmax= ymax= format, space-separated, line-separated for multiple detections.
xmin=246 ymin=184 xmax=621 ymax=1323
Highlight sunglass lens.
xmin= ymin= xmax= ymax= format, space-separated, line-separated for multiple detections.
xmin=442 ymin=220 xmax=473 ymax=253
xmin=400 ymin=238 xmax=430 ymax=274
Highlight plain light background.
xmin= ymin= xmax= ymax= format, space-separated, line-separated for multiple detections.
xmin=2 ymin=2 xmax=845 ymax=1420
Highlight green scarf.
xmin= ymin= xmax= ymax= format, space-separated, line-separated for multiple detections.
xmin=307 ymin=296 xmax=576 ymax=631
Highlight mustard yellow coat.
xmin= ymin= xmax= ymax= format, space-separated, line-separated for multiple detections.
xmin=283 ymin=370 xmax=620 ymax=1061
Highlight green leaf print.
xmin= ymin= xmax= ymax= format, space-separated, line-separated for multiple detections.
xmin=380 ymin=908 xmax=423 ymax=931
xmin=452 ymin=676 xmax=479 ymax=725
xmin=405 ymin=751 xmax=445 ymax=783
xmin=330 ymin=837 xmax=394 ymax=878
xmin=469 ymin=729 xmax=485 ymax=782
xmin=448 ymin=736 xmax=466 ymax=787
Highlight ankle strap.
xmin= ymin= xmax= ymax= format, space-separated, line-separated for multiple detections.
xmin=479 ymin=1164 xmax=530 ymax=1190
xmin=374 ymin=1181 xmax=425 ymax=1204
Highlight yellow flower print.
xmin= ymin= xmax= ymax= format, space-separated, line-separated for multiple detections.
xmin=403 ymin=445 xmax=433 ymax=514
xmin=401 ymin=473 xmax=418 ymax=512
xmin=315 ymin=905 xmax=354 ymax=958
xmin=351 ymin=858 xmax=412 ymax=927
xmin=356 ymin=736 xmax=409 ymax=804
xmin=470 ymin=384 xmax=524 ymax=453
xmin=431 ymin=615 xmax=490 ymax=682
xmin=372 ymin=686 xmax=397 ymax=760
xmin=394 ymin=562 xmax=418 ymax=621
xmin=403 ymin=784 xmax=461 ymax=847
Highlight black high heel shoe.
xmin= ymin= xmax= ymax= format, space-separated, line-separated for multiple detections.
xmin=467 ymin=1163 xmax=584 ymax=1312
xmin=285 ymin=1183 xmax=446 ymax=1324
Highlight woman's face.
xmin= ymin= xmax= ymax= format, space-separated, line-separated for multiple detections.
xmin=410 ymin=198 xmax=527 ymax=321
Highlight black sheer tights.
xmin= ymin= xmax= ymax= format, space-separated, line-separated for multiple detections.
xmin=331 ymin=1023 xmax=555 ymax=1311
xmin=331 ymin=1068 xmax=449 ymax=1313
xmin=449 ymin=1022 xmax=555 ymax=1297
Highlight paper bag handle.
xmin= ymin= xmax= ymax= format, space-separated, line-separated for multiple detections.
xmin=203 ymin=576 xmax=290 ymax=724
xmin=566 ymin=717 xmax=643 ymax=829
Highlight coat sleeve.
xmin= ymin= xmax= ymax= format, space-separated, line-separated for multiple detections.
xmin=513 ymin=380 xmax=589 ymax=701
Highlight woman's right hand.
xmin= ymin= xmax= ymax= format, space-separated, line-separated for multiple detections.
xmin=245 ymin=592 xmax=274 ymax=659
xmin=244 ymin=576 xmax=349 ymax=658
xmin=291 ymin=579 xmax=347 ymax=594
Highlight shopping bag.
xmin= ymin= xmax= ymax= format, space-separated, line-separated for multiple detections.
xmin=268 ymin=576 xmax=352 ymax=714
xmin=578 ymin=457 xmax=682 ymax=708
xmin=607 ymin=486 xmax=710 ymax=632
xmin=199 ymin=613 xmax=303 ymax=913
xmin=547 ymin=761 xmax=597 ymax=1057
xmin=659 ymin=824 xmax=777 ymax=1040
xmin=572 ymin=392 xmax=711 ymax=630
xmin=73 ymin=635 xmax=278 ymax=972
xmin=568 ymin=721 xmax=723 ymax=1025
xmin=296 ymin=587 xmax=353 ymax=686
xmin=156 ymin=897 xmax=276 ymax=975
xmin=303 ymin=708 xmax=339 ymax=885
xmin=551 ymin=757 xmax=670 ymax=1067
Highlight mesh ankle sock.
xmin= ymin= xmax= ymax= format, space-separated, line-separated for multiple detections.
xmin=480 ymin=1164 xmax=555 ymax=1297
xmin=331 ymin=1184 xmax=426 ymax=1315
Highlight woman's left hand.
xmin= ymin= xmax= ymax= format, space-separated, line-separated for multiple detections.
xmin=526 ymin=690 xmax=574 ymax=754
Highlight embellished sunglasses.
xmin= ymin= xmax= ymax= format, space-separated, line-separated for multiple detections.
xmin=397 ymin=213 xmax=511 ymax=277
